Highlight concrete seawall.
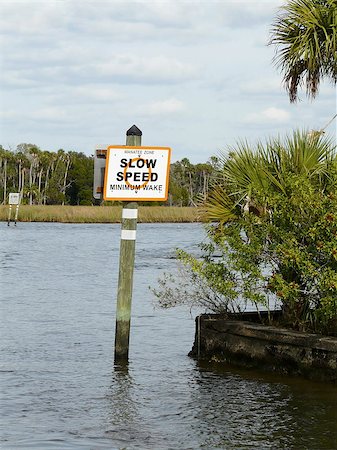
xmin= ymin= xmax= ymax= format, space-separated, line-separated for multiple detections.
xmin=190 ymin=315 xmax=337 ymax=383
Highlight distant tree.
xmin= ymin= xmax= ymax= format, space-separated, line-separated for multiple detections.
xmin=39 ymin=150 xmax=56 ymax=205
xmin=194 ymin=163 xmax=214 ymax=202
xmin=168 ymin=158 xmax=218 ymax=206
xmin=45 ymin=150 xmax=71 ymax=205
xmin=270 ymin=0 xmax=337 ymax=102
xmin=27 ymin=145 xmax=41 ymax=205
xmin=0 ymin=146 xmax=216 ymax=207
xmin=15 ymin=150 xmax=29 ymax=201
xmin=0 ymin=146 xmax=14 ymax=204
xmin=66 ymin=152 xmax=94 ymax=205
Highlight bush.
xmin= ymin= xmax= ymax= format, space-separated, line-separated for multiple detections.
xmin=153 ymin=131 xmax=337 ymax=335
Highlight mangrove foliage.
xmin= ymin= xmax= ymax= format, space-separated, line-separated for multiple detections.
xmin=154 ymin=131 xmax=337 ymax=335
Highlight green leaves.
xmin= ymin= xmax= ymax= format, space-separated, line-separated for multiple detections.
xmin=154 ymin=130 xmax=337 ymax=334
xmin=270 ymin=0 xmax=337 ymax=102
xmin=201 ymin=130 xmax=335 ymax=225
xmin=199 ymin=185 xmax=239 ymax=226
xmin=268 ymin=178 xmax=337 ymax=331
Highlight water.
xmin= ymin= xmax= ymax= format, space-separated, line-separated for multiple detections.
xmin=1 ymin=223 xmax=336 ymax=450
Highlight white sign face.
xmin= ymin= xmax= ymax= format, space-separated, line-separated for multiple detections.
xmin=103 ymin=146 xmax=171 ymax=201
xmin=9 ymin=193 xmax=20 ymax=205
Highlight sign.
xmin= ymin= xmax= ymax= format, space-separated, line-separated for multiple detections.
xmin=103 ymin=146 xmax=171 ymax=201
xmin=9 ymin=193 xmax=20 ymax=205
xmin=93 ymin=147 xmax=107 ymax=200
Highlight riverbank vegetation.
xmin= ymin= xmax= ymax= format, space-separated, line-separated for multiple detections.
xmin=153 ymin=131 xmax=337 ymax=335
xmin=0 ymin=205 xmax=199 ymax=223
xmin=0 ymin=144 xmax=220 ymax=207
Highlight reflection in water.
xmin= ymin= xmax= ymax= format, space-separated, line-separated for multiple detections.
xmin=105 ymin=365 xmax=139 ymax=446
xmin=105 ymin=365 xmax=167 ymax=449
xmin=285 ymin=382 xmax=337 ymax=450
xmin=191 ymin=362 xmax=337 ymax=450
xmin=189 ymin=368 xmax=293 ymax=449
xmin=108 ymin=364 xmax=136 ymax=425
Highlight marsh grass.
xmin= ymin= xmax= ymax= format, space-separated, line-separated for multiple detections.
xmin=0 ymin=205 xmax=200 ymax=223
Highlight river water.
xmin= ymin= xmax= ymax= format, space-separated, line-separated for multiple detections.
xmin=1 ymin=223 xmax=336 ymax=450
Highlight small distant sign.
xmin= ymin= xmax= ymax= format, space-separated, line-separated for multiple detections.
xmin=103 ymin=146 xmax=171 ymax=202
xmin=9 ymin=193 xmax=20 ymax=205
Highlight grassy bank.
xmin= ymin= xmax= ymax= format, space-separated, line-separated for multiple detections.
xmin=0 ymin=205 xmax=200 ymax=223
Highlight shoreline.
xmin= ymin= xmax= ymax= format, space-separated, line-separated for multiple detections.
xmin=0 ymin=205 xmax=200 ymax=223
xmin=191 ymin=314 xmax=337 ymax=383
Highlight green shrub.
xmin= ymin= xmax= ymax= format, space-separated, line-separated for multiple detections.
xmin=153 ymin=131 xmax=337 ymax=335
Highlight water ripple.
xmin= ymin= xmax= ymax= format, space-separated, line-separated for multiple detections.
xmin=1 ymin=223 xmax=336 ymax=449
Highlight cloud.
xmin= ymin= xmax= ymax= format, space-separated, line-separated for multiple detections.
xmin=240 ymin=78 xmax=283 ymax=96
xmin=70 ymin=86 xmax=123 ymax=103
xmin=93 ymin=55 xmax=196 ymax=85
xmin=0 ymin=1 xmax=282 ymax=50
xmin=2 ymin=47 xmax=197 ymax=89
xmin=0 ymin=0 xmax=334 ymax=162
xmin=144 ymin=98 xmax=185 ymax=115
xmin=244 ymin=107 xmax=291 ymax=124
xmin=0 ymin=107 xmax=68 ymax=125
xmin=30 ymin=107 xmax=70 ymax=122
xmin=0 ymin=2 xmax=66 ymax=35
xmin=77 ymin=1 xmax=194 ymax=29
xmin=1 ymin=70 xmax=40 ymax=89
xmin=216 ymin=1 xmax=284 ymax=28
xmin=0 ymin=110 xmax=18 ymax=120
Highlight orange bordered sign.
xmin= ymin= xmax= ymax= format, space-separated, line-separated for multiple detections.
xmin=103 ymin=146 xmax=171 ymax=202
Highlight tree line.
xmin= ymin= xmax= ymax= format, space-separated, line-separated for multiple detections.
xmin=0 ymin=144 xmax=220 ymax=206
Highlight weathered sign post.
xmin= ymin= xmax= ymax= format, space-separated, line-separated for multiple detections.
xmin=102 ymin=125 xmax=171 ymax=363
xmin=7 ymin=193 xmax=21 ymax=226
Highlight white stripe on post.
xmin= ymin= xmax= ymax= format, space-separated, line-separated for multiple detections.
xmin=122 ymin=208 xmax=138 ymax=219
xmin=121 ymin=229 xmax=137 ymax=240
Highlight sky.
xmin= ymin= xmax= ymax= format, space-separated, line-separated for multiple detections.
xmin=1 ymin=0 xmax=336 ymax=163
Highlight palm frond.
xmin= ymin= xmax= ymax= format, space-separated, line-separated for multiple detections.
xmin=199 ymin=184 xmax=239 ymax=225
xmin=203 ymin=130 xmax=336 ymax=226
xmin=220 ymin=142 xmax=269 ymax=199
xmin=270 ymin=0 xmax=337 ymax=101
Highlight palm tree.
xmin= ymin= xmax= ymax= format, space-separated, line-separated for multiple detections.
xmin=27 ymin=146 xmax=41 ymax=205
xmin=15 ymin=151 xmax=29 ymax=201
xmin=40 ymin=151 xmax=58 ymax=205
xmin=270 ymin=0 xmax=337 ymax=102
xmin=201 ymin=130 xmax=335 ymax=225
xmin=0 ymin=147 xmax=16 ymax=204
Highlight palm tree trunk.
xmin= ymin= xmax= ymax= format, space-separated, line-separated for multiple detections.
xmin=62 ymin=156 xmax=71 ymax=206
xmin=18 ymin=161 xmax=21 ymax=193
xmin=29 ymin=162 xmax=33 ymax=205
xmin=38 ymin=168 xmax=43 ymax=205
xmin=21 ymin=170 xmax=25 ymax=200
xmin=3 ymin=159 xmax=7 ymax=205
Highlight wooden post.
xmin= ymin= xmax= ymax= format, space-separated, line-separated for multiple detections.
xmin=114 ymin=125 xmax=142 ymax=363
xmin=7 ymin=193 xmax=20 ymax=226
xmin=7 ymin=204 xmax=12 ymax=226
xmin=14 ymin=204 xmax=20 ymax=226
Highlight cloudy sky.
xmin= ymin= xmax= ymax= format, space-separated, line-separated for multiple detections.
xmin=1 ymin=0 xmax=336 ymax=163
